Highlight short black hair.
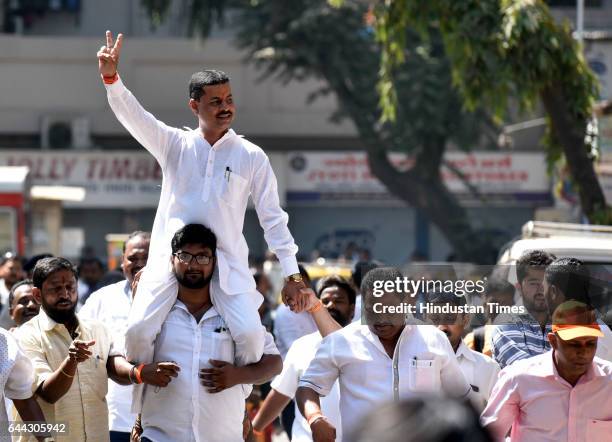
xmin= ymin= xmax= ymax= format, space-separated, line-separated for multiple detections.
xmin=544 ymin=257 xmax=591 ymax=305
xmin=484 ymin=277 xmax=515 ymax=297
xmin=32 ymin=257 xmax=77 ymax=290
xmin=427 ymin=290 xmax=467 ymax=306
xmin=78 ymin=257 xmax=104 ymax=271
xmin=189 ymin=69 xmax=230 ymax=100
xmin=352 ymin=261 xmax=381 ymax=292
xmin=9 ymin=279 xmax=33 ymax=308
xmin=123 ymin=231 xmax=151 ymax=253
xmin=171 ymin=224 xmax=217 ymax=255
xmin=23 ymin=254 xmax=53 ymax=274
xmin=316 ymin=275 xmax=357 ymax=305
xmin=516 ymin=250 xmax=556 ymax=283
xmin=361 ymin=266 xmax=404 ymax=299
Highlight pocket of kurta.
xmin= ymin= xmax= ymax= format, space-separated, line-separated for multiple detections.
xmin=586 ymin=419 xmax=612 ymax=440
xmin=408 ymin=359 xmax=439 ymax=393
xmin=210 ymin=331 xmax=235 ymax=363
xmin=216 ymin=172 xmax=248 ymax=208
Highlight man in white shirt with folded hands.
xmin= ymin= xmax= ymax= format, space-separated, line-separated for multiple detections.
xmin=296 ymin=267 xmax=472 ymax=442
xmin=97 ymin=31 xmax=309 ymax=374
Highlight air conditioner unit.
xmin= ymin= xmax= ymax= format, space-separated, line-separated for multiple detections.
xmin=41 ymin=116 xmax=91 ymax=150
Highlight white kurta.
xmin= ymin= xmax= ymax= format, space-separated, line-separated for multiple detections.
xmin=299 ymin=322 xmax=472 ymax=438
xmin=104 ymin=78 xmax=299 ymax=370
xmin=141 ymin=301 xmax=279 ymax=442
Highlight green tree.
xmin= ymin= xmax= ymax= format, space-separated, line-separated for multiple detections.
xmin=338 ymin=0 xmax=610 ymax=224
xmin=142 ymin=0 xmax=504 ymax=262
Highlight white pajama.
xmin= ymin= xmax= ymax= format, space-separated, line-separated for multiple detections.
xmin=104 ymin=78 xmax=299 ymax=386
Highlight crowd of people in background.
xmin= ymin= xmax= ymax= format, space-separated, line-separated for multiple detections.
xmin=0 ymin=29 xmax=610 ymax=442
xmin=1 ymin=242 xmax=611 ymax=441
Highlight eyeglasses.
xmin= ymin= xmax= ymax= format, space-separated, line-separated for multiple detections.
xmin=173 ymin=251 xmax=213 ymax=265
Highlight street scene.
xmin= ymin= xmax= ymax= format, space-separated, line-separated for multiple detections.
xmin=0 ymin=1 xmax=612 ymax=441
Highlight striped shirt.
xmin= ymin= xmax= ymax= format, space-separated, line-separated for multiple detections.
xmin=491 ymin=313 xmax=551 ymax=368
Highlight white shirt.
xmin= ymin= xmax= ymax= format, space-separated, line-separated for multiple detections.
xmin=271 ymin=332 xmax=342 ymax=442
xmin=141 ymin=301 xmax=279 ymax=442
xmin=455 ymin=341 xmax=500 ymax=412
xmin=274 ymin=304 xmax=318 ymax=359
xmin=105 ymin=78 xmax=299 ymax=295
xmin=0 ymin=328 xmax=34 ymax=422
xmin=79 ymin=280 xmax=135 ymax=433
xmin=299 ymin=322 xmax=471 ymax=438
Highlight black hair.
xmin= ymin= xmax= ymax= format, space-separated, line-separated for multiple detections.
xmin=427 ymin=290 xmax=467 ymax=306
xmin=484 ymin=277 xmax=515 ymax=297
xmin=23 ymin=254 xmax=53 ymax=274
xmin=78 ymin=257 xmax=104 ymax=272
xmin=348 ymin=397 xmax=493 ymax=442
xmin=32 ymin=257 xmax=77 ymax=290
xmin=361 ymin=266 xmax=404 ymax=299
xmin=544 ymin=257 xmax=591 ymax=305
xmin=316 ymin=275 xmax=357 ymax=305
xmin=123 ymin=231 xmax=151 ymax=253
xmin=254 ymin=271 xmax=264 ymax=286
xmin=171 ymin=224 xmax=217 ymax=255
xmin=9 ymin=279 xmax=33 ymax=308
xmin=189 ymin=69 xmax=230 ymax=101
xmin=352 ymin=261 xmax=381 ymax=292
xmin=516 ymin=250 xmax=555 ymax=283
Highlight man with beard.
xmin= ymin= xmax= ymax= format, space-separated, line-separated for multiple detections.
xmin=9 ymin=280 xmax=40 ymax=329
xmin=79 ymin=231 xmax=150 ymax=442
xmin=424 ymin=291 xmax=500 ymax=412
xmin=252 ymin=275 xmax=356 ymax=441
xmin=296 ymin=267 xmax=471 ymax=442
xmin=492 ymin=250 xmax=555 ymax=368
xmin=138 ymin=224 xmax=283 ymax=442
xmin=542 ymin=257 xmax=612 ymax=361
xmin=16 ymin=258 xmax=180 ymax=442
xmin=98 ymin=32 xmax=308 ymax=381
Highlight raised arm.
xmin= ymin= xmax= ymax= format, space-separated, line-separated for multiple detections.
xmin=97 ymin=30 xmax=181 ymax=167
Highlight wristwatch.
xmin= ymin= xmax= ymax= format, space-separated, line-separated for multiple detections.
xmin=285 ymin=273 xmax=303 ymax=283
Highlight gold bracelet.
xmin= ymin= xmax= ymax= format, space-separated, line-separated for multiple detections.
xmin=60 ymin=367 xmax=75 ymax=378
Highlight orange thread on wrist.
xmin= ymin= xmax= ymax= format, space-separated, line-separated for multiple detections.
xmin=102 ymin=73 xmax=118 ymax=84
xmin=308 ymin=300 xmax=323 ymax=313
xmin=135 ymin=363 xmax=145 ymax=384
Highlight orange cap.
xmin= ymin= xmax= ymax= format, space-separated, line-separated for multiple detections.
xmin=552 ymin=300 xmax=603 ymax=341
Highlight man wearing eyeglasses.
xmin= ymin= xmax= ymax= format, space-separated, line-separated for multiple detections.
xmin=98 ymin=31 xmax=308 ymax=382
xmin=134 ymin=224 xmax=282 ymax=442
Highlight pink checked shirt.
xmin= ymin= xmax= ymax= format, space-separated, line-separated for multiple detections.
xmin=481 ymin=350 xmax=612 ymax=441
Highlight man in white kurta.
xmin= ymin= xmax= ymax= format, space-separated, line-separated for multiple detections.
xmin=296 ymin=268 xmax=472 ymax=440
xmin=97 ymin=32 xmax=307 ymax=377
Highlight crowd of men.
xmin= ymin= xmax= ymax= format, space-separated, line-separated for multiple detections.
xmin=1 ymin=244 xmax=612 ymax=442
xmin=0 ymin=29 xmax=610 ymax=442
